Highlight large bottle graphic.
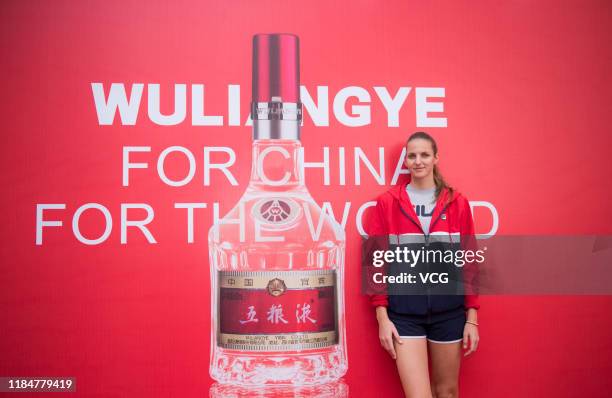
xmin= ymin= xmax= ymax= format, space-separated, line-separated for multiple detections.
xmin=208 ymin=34 xmax=348 ymax=386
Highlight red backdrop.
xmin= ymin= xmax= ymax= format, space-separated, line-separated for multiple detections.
xmin=1 ymin=1 xmax=611 ymax=397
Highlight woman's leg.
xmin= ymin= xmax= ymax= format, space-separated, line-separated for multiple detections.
xmin=395 ymin=338 xmax=432 ymax=398
xmin=427 ymin=340 xmax=462 ymax=398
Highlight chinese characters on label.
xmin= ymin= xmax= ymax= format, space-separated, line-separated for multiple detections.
xmin=240 ymin=303 xmax=317 ymax=325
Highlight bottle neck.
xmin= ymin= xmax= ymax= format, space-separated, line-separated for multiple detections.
xmin=252 ymin=101 xmax=302 ymax=140
xmin=248 ymin=138 xmax=305 ymax=191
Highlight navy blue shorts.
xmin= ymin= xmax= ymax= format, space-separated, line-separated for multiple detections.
xmin=388 ymin=308 xmax=466 ymax=343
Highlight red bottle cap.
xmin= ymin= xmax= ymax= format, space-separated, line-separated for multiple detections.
xmin=252 ymin=34 xmax=300 ymax=104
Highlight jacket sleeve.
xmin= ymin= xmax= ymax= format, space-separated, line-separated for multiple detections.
xmin=460 ymin=197 xmax=481 ymax=310
xmin=363 ymin=199 xmax=389 ymax=308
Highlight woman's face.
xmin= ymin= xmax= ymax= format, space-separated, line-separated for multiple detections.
xmin=404 ymin=138 xmax=438 ymax=180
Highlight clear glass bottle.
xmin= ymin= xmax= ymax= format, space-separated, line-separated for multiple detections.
xmin=208 ymin=34 xmax=347 ymax=386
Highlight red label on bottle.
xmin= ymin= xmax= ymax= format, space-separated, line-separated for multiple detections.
xmin=217 ymin=270 xmax=337 ymax=351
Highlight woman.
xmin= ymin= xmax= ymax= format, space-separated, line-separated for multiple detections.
xmin=368 ymin=132 xmax=480 ymax=398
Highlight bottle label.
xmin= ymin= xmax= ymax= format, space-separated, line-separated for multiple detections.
xmin=217 ymin=270 xmax=338 ymax=351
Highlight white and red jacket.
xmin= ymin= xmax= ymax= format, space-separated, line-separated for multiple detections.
xmin=365 ymin=179 xmax=480 ymax=314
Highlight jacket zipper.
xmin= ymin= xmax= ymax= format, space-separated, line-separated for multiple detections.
xmin=398 ymin=205 xmax=430 ymax=310
xmin=399 ymin=202 xmax=449 ymax=312
xmin=426 ymin=204 xmax=449 ymax=313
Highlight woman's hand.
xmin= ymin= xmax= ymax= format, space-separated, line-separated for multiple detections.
xmin=463 ymin=322 xmax=479 ymax=356
xmin=377 ymin=309 xmax=403 ymax=359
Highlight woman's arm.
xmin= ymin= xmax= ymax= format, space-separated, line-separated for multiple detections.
xmin=466 ymin=307 xmax=478 ymax=323
xmin=366 ymin=200 xmax=390 ymax=307
xmin=459 ymin=196 xmax=480 ymax=310
xmin=376 ymin=306 xmax=402 ymax=359
xmin=463 ymin=308 xmax=480 ymax=356
xmin=460 ymin=196 xmax=480 ymax=355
